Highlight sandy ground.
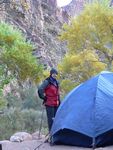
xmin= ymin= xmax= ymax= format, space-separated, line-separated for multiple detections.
xmin=1 ymin=140 xmax=113 ymax=150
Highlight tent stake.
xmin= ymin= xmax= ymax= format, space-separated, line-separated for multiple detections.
xmin=92 ymin=137 xmax=96 ymax=149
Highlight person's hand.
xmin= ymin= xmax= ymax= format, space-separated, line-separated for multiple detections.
xmin=57 ymin=100 xmax=61 ymax=106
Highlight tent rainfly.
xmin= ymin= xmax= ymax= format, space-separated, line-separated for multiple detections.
xmin=51 ymin=71 xmax=113 ymax=148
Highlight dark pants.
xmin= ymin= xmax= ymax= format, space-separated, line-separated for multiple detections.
xmin=45 ymin=105 xmax=58 ymax=132
xmin=0 ymin=144 xmax=2 ymax=150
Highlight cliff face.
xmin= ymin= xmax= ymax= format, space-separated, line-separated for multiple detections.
xmin=0 ymin=0 xmax=90 ymax=68
xmin=0 ymin=0 xmax=66 ymax=68
xmin=62 ymin=0 xmax=87 ymax=19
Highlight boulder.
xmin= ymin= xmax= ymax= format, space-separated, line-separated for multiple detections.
xmin=10 ymin=132 xmax=32 ymax=142
xmin=32 ymin=131 xmax=45 ymax=140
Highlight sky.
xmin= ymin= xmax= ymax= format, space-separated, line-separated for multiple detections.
xmin=57 ymin=0 xmax=72 ymax=7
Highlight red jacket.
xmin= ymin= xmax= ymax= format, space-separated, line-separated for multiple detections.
xmin=38 ymin=76 xmax=60 ymax=107
xmin=44 ymin=83 xmax=60 ymax=106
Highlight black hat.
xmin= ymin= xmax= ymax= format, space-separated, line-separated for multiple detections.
xmin=50 ymin=68 xmax=58 ymax=75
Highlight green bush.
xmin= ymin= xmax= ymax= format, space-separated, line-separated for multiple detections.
xmin=0 ymin=108 xmax=47 ymax=140
xmin=0 ymin=85 xmax=48 ymax=140
xmin=0 ymin=22 xmax=43 ymax=84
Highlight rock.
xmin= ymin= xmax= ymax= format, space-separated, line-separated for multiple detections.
xmin=10 ymin=132 xmax=32 ymax=142
xmin=0 ymin=0 xmax=67 ymax=68
xmin=0 ymin=140 xmax=11 ymax=144
xmin=32 ymin=131 xmax=45 ymax=140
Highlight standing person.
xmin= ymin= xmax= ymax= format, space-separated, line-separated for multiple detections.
xmin=38 ymin=68 xmax=60 ymax=132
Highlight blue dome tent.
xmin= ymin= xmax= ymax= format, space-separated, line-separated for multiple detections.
xmin=51 ymin=71 xmax=113 ymax=148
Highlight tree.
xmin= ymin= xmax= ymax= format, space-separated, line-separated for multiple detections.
xmin=0 ymin=22 xmax=43 ymax=105
xmin=58 ymin=2 xmax=113 ymax=94
xmin=60 ymin=2 xmax=113 ymax=70
xmin=58 ymin=50 xmax=106 ymax=94
xmin=0 ymin=22 xmax=43 ymax=83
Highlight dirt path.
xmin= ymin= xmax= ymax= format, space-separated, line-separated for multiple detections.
xmin=1 ymin=140 xmax=113 ymax=150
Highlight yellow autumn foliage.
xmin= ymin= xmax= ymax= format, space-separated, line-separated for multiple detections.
xmin=58 ymin=50 xmax=106 ymax=94
xmin=0 ymin=22 xmax=43 ymax=83
xmin=60 ymin=2 xmax=113 ymax=70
